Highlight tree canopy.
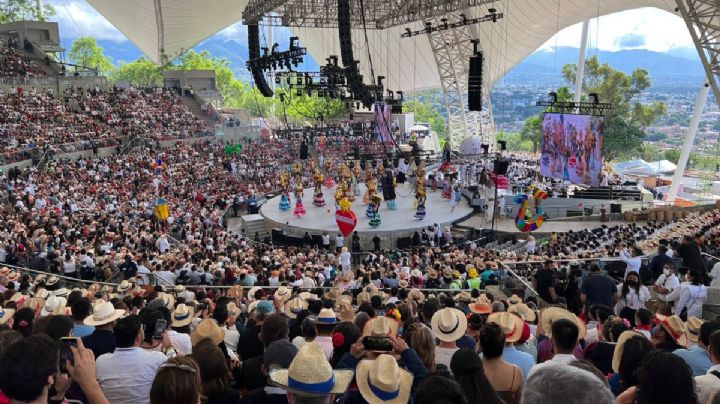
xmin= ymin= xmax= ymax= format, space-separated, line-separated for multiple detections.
xmin=68 ymin=37 xmax=114 ymax=75
xmin=0 ymin=0 xmax=55 ymax=23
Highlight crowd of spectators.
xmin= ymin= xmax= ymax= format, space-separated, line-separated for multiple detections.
xmin=0 ymin=38 xmax=46 ymax=78
xmin=0 ymin=86 xmax=209 ymax=159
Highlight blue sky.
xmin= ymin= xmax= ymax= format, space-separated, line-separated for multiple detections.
xmin=48 ymin=1 xmax=695 ymax=56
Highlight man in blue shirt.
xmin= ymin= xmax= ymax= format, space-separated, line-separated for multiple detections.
xmin=71 ymin=297 xmax=95 ymax=338
xmin=674 ymin=319 xmax=720 ymax=376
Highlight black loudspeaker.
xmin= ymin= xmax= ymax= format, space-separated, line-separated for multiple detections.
xmin=271 ymin=228 xmax=285 ymax=244
xmin=338 ymin=0 xmax=353 ymax=66
xmin=247 ymin=23 xmax=273 ymax=97
xmin=396 ymin=237 xmax=412 ymax=249
xmin=494 ymin=160 xmax=509 ymax=175
xmin=299 ymin=141 xmax=308 ymax=160
xmin=610 ymin=203 xmax=622 ymax=214
xmin=468 ymin=53 xmax=483 ymax=111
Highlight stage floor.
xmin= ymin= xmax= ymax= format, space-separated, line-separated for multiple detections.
xmin=260 ymin=183 xmax=474 ymax=239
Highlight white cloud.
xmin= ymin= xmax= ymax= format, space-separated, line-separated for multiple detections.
xmin=48 ymin=0 xmax=126 ymax=42
xmin=215 ymin=22 xmax=247 ymax=40
xmin=540 ymin=8 xmax=693 ymax=52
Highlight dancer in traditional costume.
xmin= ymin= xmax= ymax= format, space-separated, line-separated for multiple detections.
xmin=369 ymin=195 xmax=381 ymax=228
xmin=293 ymin=183 xmax=306 ymax=217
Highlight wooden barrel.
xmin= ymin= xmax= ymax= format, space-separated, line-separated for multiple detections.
xmin=624 ymin=211 xmax=633 ymax=222
xmin=656 ymin=210 xmax=665 ymax=221
xmin=647 ymin=210 xmax=657 ymax=221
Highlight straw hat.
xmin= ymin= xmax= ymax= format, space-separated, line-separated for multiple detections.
xmin=0 ymin=307 xmax=15 ymax=325
xmin=7 ymin=271 xmax=19 ymax=282
xmin=84 ymin=300 xmax=125 ymax=326
xmin=0 ymin=267 xmax=9 ymax=276
xmin=469 ymin=295 xmax=492 ymax=314
xmin=41 ymin=295 xmax=67 ymax=317
xmin=507 ymin=294 xmax=522 ymax=306
xmin=226 ymin=302 xmax=241 ymax=318
xmin=488 ymin=312 xmax=525 ymax=343
xmin=171 ymin=304 xmax=194 ymax=327
xmin=51 ymin=288 xmax=68 ymax=298
xmin=227 ymin=285 xmax=244 ymax=299
xmin=248 ymin=286 xmax=262 ymax=302
xmin=540 ymin=307 xmax=587 ymax=340
xmin=398 ymin=279 xmax=409 ymax=289
xmin=33 ymin=274 xmax=47 ymax=284
xmin=363 ymin=316 xmax=399 ymax=338
xmin=298 ymin=291 xmax=318 ymax=301
xmin=174 ymin=285 xmax=186 ymax=293
xmin=46 ymin=275 xmax=59 ymax=286
xmin=357 ymin=292 xmax=373 ymax=306
xmin=426 ymin=269 xmax=438 ymax=279
xmin=317 ymin=308 xmax=338 ymax=324
xmin=130 ymin=286 xmax=146 ymax=297
xmin=410 ymin=269 xmax=422 ymax=278
xmin=612 ymin=331 xmax=644 ymax=373
xmin=335 ymin=294 xmax=353 ymax=309
xmin=284 ymin=297 xmax=309 ymax=319
xmin=275 ymin=286 xmax=292 ymax=302
xmin=356 ymin=354 xmax=413 ymax=404
xmin=337 ymin=302 xmax=356 ymax=322
xmin=454 ymin=291 xmax=472 ymax=303
xmin=407 ymin=289 xmax=425 ymax=304
xmin=431 ymin=308 xmax=468 ymax=342
xmin=508 ymin=303 xmax=536 ymax=323
xmin=686 ymin=316 xmax=705 ymax=344
xmin=270 ymin=342 xmax=353 ymax=396
xmin=656 ymin=313 xmax=688 ymax=347
xmin=117 ymin=280 xmax=132 ymax=293
xmin=191 ymin=319 xmax=226 ymax=346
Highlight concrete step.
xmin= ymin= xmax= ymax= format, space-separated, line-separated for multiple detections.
xmin=180 ymin=95 xmax=216 ymax=126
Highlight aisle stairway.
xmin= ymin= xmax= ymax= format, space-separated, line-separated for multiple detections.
xmin=180 ymin=94 xmax=216 ymax=126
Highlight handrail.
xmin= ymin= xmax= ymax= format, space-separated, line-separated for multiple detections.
xmin=499 ymin=261 xmax=538 ymax=296
xmin=702 ymin=252 xmax=720 ymax=261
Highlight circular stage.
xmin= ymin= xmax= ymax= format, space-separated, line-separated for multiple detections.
xmin=260 ymin=183 xmax=474 ymax=249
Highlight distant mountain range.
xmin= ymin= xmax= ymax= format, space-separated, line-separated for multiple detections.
xmin=65 ymin=35 xmax=704 ymax=88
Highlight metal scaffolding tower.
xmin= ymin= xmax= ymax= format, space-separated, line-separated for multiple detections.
xmin=426 ymin=14 xmax=493 ymax=149
xmin=675 ymin=0 xmax=720 ymax=109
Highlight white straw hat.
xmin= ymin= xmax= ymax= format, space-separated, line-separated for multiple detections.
xmin=317 ymin=308 xmax=338 ymax=324
xmin=41 ymin=295 xmax=67 ymax=317
xmin=84 ymin=300 xmax=125 ymax=326
xmin=171 ymin=304 xmax=194 ymax=327
xmin=269 ymin=342 xmax=354 ymax=396
xmin=284 ymin=297 xmax=308 ymax=319
xmin=431 ymin=308 xmax=467 ymax=342
xmin=356 ymin=354 xmax=413 ymax=404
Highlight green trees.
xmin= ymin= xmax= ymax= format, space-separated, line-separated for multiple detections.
xmin=560 ymin=56 xmax=666 ymax=162
xmin=404 ymin=98 xmax=448 ymax=140
xmin=112 ymin=57 xmax=163 ymax=87
xmin=68 ymin=37 xmax=114 ymax=75
xmin=520 ymin=115 xmax=542 ymax=153
xmin=0 ymin=0 xmax=55 ymax=23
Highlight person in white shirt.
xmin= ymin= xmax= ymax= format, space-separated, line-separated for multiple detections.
xmin=674 ymin=268 xmax=707 ymax=319
xmin=614 ymin=272 xmax=651 ymax=321
xmin=322 ymin=231 xmax=331 ymax=250
xmin=654 ymin=265 xmax=680 ymax=302
xmin=95 ymin=315 xmax=167 ymax=404
xmin=339 ymin=247 xmax=352 ymax=274
xmin=155 ymin=234 xmax=170 ymax=253
xmin=335 ymin=233 xmax=345 ymax=250
xmin=528 ymin=317 xmax=581 ymax=378
xmin=696 ymin=330 xmax=720 ymax=404
xmin=526 ymin=236 xmax=536 ymax=254
xmin=620 ymin=246 xmax=643 ymax=279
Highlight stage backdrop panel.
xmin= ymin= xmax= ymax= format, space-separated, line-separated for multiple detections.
xmin=540 ymin=113 xmax=604 ymax=186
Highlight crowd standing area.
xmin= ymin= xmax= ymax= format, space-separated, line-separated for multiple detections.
xmin=2 ymin=87 xmax=720 ymax=403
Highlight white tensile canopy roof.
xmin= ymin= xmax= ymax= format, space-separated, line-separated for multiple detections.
xmin=85 ymin=0 xmax=678 ymax=93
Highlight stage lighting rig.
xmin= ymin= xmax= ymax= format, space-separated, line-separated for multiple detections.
xmin=401 ymin=8 xmax=503 ymax=38
xmin=536 ymin=92 xmax=613 ymax=116
xmin=246 ymin=40 xmax=307 ymax=73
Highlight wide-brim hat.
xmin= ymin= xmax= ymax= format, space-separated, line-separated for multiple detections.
xmin=431 ymin=308 xmax=468 ymax=342
xmin=226 ymin=302 xmax=241 ymax=318
xmin=407 ymin=289 xmax=425 ymax=304
xmin=686 ymin=316 xmax=705 ymax=344
xmin=248 ymin=286 xmax=262 ymax=302
xmin=84 ymin=301 xmax=125 ymax=326
xmin=46 ymin=275 xmax=59 ymax=286
xmin=410 ymin=269 xmax=422 ymax=278
xmin=275 ymin=286 xmax=292 ymax=302
xmin=612 ymin=331 xmax=644 ymax=373
xmin=541 ymin=307 xmax=587 ymax=340
xmin=51 ymin=288 xmax=68 ymax=298
xmin=284 ymin=297 xmax=309 ymax=319
xmin=269 ymin=342 xmax=354 ymax=397
xmin=191 ymin=319 xmax=226 ymax=346
xmin=0 ymin=308 xmax=15 ymax=325
xmin=398 ymin=280 xmax=409 ymax=289
xmin=508 ymin=303 xmax=536 ymax=323
xmin=469 ymin=295 xmax=492 ymax=314
xmin=317 ymin=308 xmax=338 ymax=325
xmin=337 ymin=302 xmax=356 ymax=322
xmin=454 ymin=291 xmax=472 ymax=303
xmin=356 ymin=354 xmax=413 ymax=404
xmin=117 ymin=280 xmax=132 ymax=293
xmin=507 ymin=294 xmax=522 ymax=306
xmin=172 ymin=304 xmax=194 ymax=327
xmin=488 ymin=312 xmax=525 ymax=343
xmin=656 ymin=313 xmax=688 ymax=347
xmin=41 ymin=295 xmax=67 ymax=316
xmin=159 ymin=292 xmax=176 ymax=310
xmin=363 ymin=316 xmax=399 ymax=338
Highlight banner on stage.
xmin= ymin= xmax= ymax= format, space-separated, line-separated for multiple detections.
xmin=540 ymin=113 xmax=604 ymax=186
xmin=374 ymin=102 xmax=393 ymax=143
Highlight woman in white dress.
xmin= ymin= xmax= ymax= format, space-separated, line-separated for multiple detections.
xmin=614 ymin=271 xmax=650 ymax=326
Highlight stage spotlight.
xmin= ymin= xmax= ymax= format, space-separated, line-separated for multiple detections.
xmin=481 ymin=144 xmax=489 ymax=155
xmin=549 ymin=91 xmax=558 ymax=103
xmin=589 ymin=93 xmax=599 ymax=104
xmin=498 ymin=140 xmax=507 ymax=151
xmin=405 ymin=28 xmax=412 ymax=36
xmin=271 ymin=43 xmax=280 ymax=54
